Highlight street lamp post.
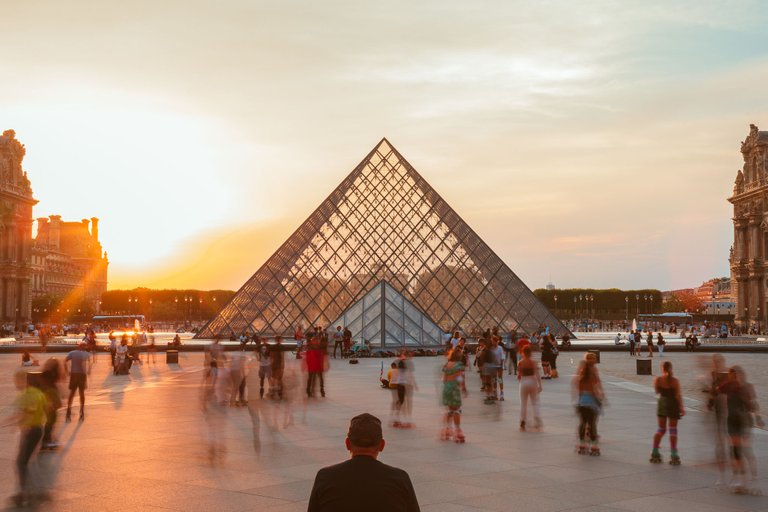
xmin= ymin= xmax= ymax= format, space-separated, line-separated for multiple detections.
xmin=650 ymin=295 xmax=654 ymax=314
xmin=744 ymin=307 xmax=749 ymax=333
xmin=625 ymin=296 xmax=629 ymax=322
xmin=554 ymin=295 xmax=558 ymax=316
xmin=635 ymin=294 xmax=640 ymax=318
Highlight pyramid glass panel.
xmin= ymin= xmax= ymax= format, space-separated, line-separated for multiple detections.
xmin=197 ymin=139 xmax=572 ymax=341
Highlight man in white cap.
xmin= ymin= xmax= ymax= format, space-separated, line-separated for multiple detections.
xmin=308 ymin=412 xmax=420 ymax=512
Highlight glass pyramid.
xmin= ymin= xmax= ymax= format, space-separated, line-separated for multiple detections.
xmin=330 ymin=281 xmax=443 ymax=347
xmin=197 ymin=139 xmax=571 ymax=342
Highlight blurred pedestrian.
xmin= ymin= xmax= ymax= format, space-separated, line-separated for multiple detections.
xmin=256 ymin=343 xmax=272 ymax=398
xmin=573 ymin=352 xmax=604 ymax=455
xmin=517 ymin=345 xmax=542 ymax=431
xmin=40 ymin=358 xmax=63 ymax=451
xmin=718 ymin=366 xmax=762 ymax=493
xmin=3 ymin=370 xmax=48 ymax=507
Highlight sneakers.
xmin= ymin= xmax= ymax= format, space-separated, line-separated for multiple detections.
xmin=499 ymin=393 xmax=505 ymax=401
xmin=519 ymin=421 xmax=526 ymax=432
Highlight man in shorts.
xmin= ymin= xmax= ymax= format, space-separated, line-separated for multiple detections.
xmin=64 ymin=341 xmax=91 ymax=422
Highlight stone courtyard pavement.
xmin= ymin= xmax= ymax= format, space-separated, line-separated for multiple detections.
xmin=1 ymin=350 xmax=767 ymax=511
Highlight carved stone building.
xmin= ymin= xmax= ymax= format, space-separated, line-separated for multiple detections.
xmin=32 ymin=216 xmax=109 ymax=315
xmin=729 ymin=123 xmax=768 ymax=328
xmin=0 ymin=130 xmax=36 ymax=328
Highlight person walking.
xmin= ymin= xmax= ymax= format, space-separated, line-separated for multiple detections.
xmin=256 ymin=343 xmax=272 ymax=398
xmin=269 ymin=336 xmax=286 ymax=399
xmin=717 ymin=366 xmax=762 ymax=493
xmin=308 ymin=413 xmax=420 ymax=512
xmin=40 ymin=357 xmax=62 ymax=450
xmin=441 ymin=348 xmax=467 ymax=443
xmin=573 ymin=352 xmax=604 ymax=455
xmin=332 ymin=326 xmax=343 ymax=359
xmin=517 ymin=346 xmax=542 ymax=431
xmin=305 ymin=338 xmax=326 ymax=398
xmin=548 ymin=334 xmax=560 ymax=378
xmin=657 ymin=332 xmax=665 ymax=357
xmin=3 ymin=371 xmax=49 ymax=507
xmin=646 ymin=331 xmax=654 ymax=358
xmin=64 ymin=341 xmax=90 ymax=422
xmin=507 ymin=331 xmax=518 ymax=375
xmin=650 ymin=361 xmax=684 ymax=464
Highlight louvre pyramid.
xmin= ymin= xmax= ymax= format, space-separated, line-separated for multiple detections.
xmin=197 ymin=139 xmax=571 ymax=342
xmin=330 ymin=281 xmax=444 ymax=347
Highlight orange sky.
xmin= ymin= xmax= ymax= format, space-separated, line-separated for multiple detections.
xmin=3 ymin=1 xmax=768 ymax=291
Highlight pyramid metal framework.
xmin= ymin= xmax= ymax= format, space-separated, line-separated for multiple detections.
xmin=197 ymin=139 xmax=571 ymax=342
xmin=330 ymin=281 xmax=444 ymax=347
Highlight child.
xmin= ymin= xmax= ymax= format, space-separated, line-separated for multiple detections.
xmin=3 ymin=371 xmax=48 ymax=507
xmin=381 ymin=362 xmax=397 ymax=388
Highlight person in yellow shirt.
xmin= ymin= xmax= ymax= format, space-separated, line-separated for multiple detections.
xmin=2 ymin=370 xmax=48 ymax=507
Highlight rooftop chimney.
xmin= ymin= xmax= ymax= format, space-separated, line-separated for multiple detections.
xmin=91 ymin=217 xmax=99 ymax=242
xmin=48 ymin=215 xmax=61 ymax=250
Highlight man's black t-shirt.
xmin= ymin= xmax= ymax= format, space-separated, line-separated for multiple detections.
xmin=308 ymin=455 xmax=420 ymax=512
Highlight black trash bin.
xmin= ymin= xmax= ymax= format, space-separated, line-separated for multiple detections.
xmin=637 ymin=359 xmax=652 ymax=375
xmin=26 ymin=371 xmax=43 ymax=388
xmin=166 ymin=350 xmax=179 ymax=364
xmin=587 ymin=349 xmax=600 ymax=364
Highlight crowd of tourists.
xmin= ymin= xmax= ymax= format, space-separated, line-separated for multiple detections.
xmin=3 ymin=322 xmax=765 ymax=507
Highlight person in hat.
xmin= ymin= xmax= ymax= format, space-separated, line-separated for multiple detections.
xmin=308 ymin=413 xmax=420 ymax=512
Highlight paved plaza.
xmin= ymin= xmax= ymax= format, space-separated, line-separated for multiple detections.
xmin=1 ymin=349 xmax=768 ymax=511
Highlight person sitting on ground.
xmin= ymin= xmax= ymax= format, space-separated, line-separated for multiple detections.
xmin=21 ymin=351 xmax=38 ymax=367
xmin=308 ymin=413 xmax=420 ymax=512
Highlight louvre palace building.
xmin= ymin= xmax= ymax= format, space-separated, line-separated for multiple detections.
xmin=730 ymin=123 xmax=768 ymax=328
xmin=0 ymin=129 xmax=108 ymax=330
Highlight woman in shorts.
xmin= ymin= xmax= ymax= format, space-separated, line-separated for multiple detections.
xmin=650 ymin=361 xmax=684 ymax=464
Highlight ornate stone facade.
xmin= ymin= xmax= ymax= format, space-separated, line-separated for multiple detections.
xmin=729 ymin=123 xmax=768 ymax=327
xmin=32 ymin=216 xmax=109 ymax=314
xmin=0 ymin=130 xmax=36 ymax=328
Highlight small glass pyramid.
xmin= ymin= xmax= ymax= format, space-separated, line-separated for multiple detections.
xmin=197 ymin=139 xmax=571 ymax=341
xmin=329 ymin=281 xmax=443 ymax=347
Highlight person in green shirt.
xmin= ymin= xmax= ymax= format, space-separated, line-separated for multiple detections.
xmin=2 ymin=370 xmax=48 ymax=507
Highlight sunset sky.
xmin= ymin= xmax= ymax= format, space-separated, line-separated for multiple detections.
xmin=3 ymin=1 xmax=768 ymax=292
